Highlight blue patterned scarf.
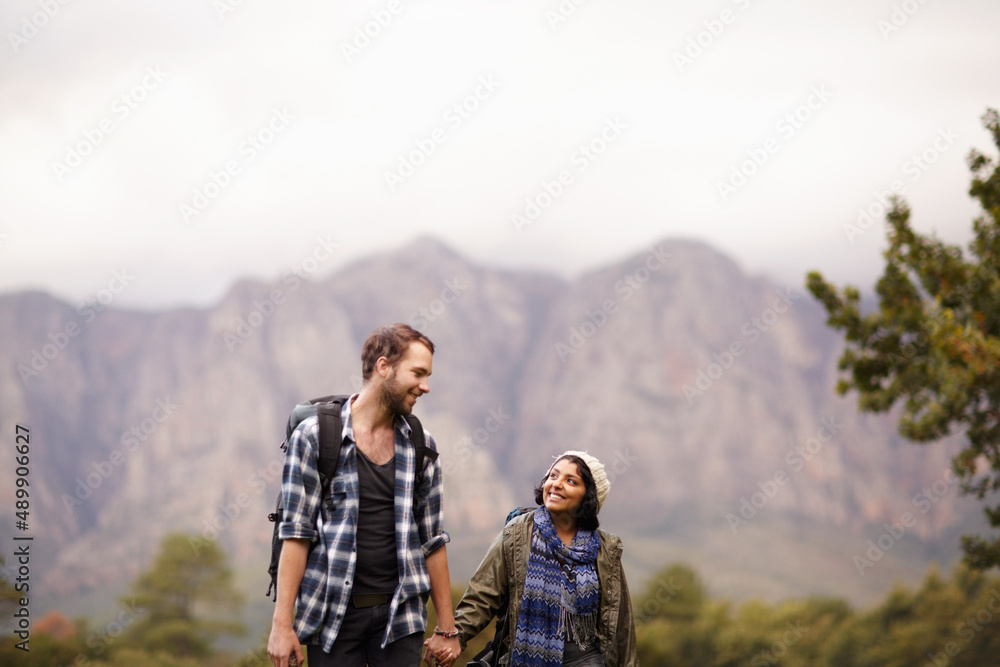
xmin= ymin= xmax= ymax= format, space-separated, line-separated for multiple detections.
xmin=510 ymin=507 xmax=601 ymax=667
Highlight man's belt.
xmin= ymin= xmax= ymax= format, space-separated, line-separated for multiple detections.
xmin=352 ymin=593 xmax=391 ymax=608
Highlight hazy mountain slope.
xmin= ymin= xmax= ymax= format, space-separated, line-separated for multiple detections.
xmin=0 ymin=237 xmax=976 ymax=605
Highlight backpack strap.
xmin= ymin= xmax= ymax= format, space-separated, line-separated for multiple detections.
xmin=312 ymin=399 xmax=436 ymax=510
xmin=313 ymin=395 xmax=355 ymax=515
xmin=402 ymin=413 xmax=438 ymax=509
xmin=402 ymin=413 xmax=437 ymax=472
xmin=315 ymin=397 xmax=349 ymax=488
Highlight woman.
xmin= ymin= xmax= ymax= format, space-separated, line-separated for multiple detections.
xmin=449 ymin=450 xmax=638 ymax=667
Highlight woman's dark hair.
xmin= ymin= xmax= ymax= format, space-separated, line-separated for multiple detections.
xmin=534 ymin=455 xmax=600 ymax=531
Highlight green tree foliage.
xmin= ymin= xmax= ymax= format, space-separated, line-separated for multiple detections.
xmin=11 ymin=556 xmax=998 ymax=666
xmin=815 ymin=564 xmax=1000 ymax=667
xmin=634 ymin=563 xmax=707 ymax=623
xmin=632 ymin=561 xmax=1000 ymax=667
xmin=0 ymin=535 xmax=246 ymax=665
xmin=97 ymin=648 xmax=206 ymax=666
xmin=122 ymin=532 xmax=246 ymax=658
xmin=0 ymin=556 xmax=20 ymax=621
xmin=633 ymin=564 xmax=719 ymax=666
xmin=806 ymin=108 xmax=1000 ymax=569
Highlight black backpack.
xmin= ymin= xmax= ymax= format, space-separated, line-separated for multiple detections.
xmin=467 ymin=506 xmax=537 ymax=667
xmin=266 ymin=394 xmax=436 ymax=600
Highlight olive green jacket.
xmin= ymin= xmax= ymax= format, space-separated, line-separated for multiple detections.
xmin=454 ymin=511 xmax=639 ymax=666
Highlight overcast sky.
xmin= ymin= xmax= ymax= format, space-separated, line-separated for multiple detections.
xmin=2 ymin=0 xmax=998 ymax=309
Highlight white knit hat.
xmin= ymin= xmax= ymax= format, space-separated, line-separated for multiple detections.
xmin=551 ymin=450 xmax=610 ymax=512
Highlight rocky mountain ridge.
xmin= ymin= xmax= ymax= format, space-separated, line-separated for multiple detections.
xmin=0 ymin=237 xmax=977 ymax=603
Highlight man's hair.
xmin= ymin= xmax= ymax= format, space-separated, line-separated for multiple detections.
xmin=361 ymin=323 xmax=435 ymax=381
xmin=533 ymin=454 xmax=601 ymax=531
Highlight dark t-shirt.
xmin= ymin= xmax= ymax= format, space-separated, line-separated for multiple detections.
xmin=353 ymin=449 xmax=400 ymax=595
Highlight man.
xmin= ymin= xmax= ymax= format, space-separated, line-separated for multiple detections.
xmin=268 ymin=324 xmax=461 ymax=667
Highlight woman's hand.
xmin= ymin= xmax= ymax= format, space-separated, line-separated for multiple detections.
xmin=423 ymin=634 xmax=461 ymax=667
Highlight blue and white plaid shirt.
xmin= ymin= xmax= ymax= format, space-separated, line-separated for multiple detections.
xmin=278 ymin=395 xmax=450 ymax=651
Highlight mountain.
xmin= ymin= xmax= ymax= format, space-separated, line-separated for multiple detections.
xmin=0 ymin=237 xmax=982 ymax=609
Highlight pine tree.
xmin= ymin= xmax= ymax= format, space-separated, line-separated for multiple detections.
xmin=122 ymin=533 xmax=245 ymax=657
xmin=807 ymin=108 xmax=1000 ymax=569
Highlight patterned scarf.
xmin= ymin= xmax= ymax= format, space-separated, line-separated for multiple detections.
xmin=510 ymin=507 xmax=601 ymax=667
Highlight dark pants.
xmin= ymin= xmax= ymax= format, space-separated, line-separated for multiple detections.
xmin=563 ymin=638 xmax=606 ymax=667
xmin=564 ymin=652 xmax=606 ymax=667
xmin=306 ymin=600 xmax=423 ymax=667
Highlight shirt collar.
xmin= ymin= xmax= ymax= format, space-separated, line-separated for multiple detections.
xmin=342 ymin=393 xmax=412 ymax=441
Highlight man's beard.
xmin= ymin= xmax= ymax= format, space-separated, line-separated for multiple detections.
xmin=378 ymin=370 xmax=412 ymax=416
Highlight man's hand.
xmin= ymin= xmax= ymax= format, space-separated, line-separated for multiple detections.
xmin=268 ymin=623 xmax=304 ymax=667
xmin=423 ymin=634 xmax=461 ymax=667
xmin=424 ymin=546 xmax=459 ymax=665
xmin=269 ymin=539 xmax=309 ymax=667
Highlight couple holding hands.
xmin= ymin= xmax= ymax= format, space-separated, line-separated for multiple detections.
xmin=267 ymin=324 xmax=638 ymax=667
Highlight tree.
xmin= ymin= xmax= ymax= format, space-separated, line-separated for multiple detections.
xmin=634 ymin=562 xmax=707 ymax=623
xmin=634 ymin=563 xmax=719 ymax=666
xmin=806 ymin=108 xmax=1000 ymax=569
xmin=0 ymin=556 xmax=20 ymax=610
xmin=122 ymin=532 xmax=245 ymax=657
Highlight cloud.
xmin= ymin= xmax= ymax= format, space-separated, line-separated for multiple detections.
xmin=1 ymin=0 xmax=999 ymax=307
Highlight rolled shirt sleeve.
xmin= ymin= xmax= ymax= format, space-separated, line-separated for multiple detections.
xmin=275 ymin=403 xmax=452 ymax=650
xmin=278 ymin=417 xmax=323 ymax=542
xmin=415 ymin=430 xmax=450 ymax=557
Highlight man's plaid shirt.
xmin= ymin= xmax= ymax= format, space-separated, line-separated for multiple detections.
xmin=278 ymin=396 xmax=450 ymax=652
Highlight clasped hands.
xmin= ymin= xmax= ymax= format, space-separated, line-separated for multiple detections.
xmin=423 ymin=633 xmax=461 ymax=667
